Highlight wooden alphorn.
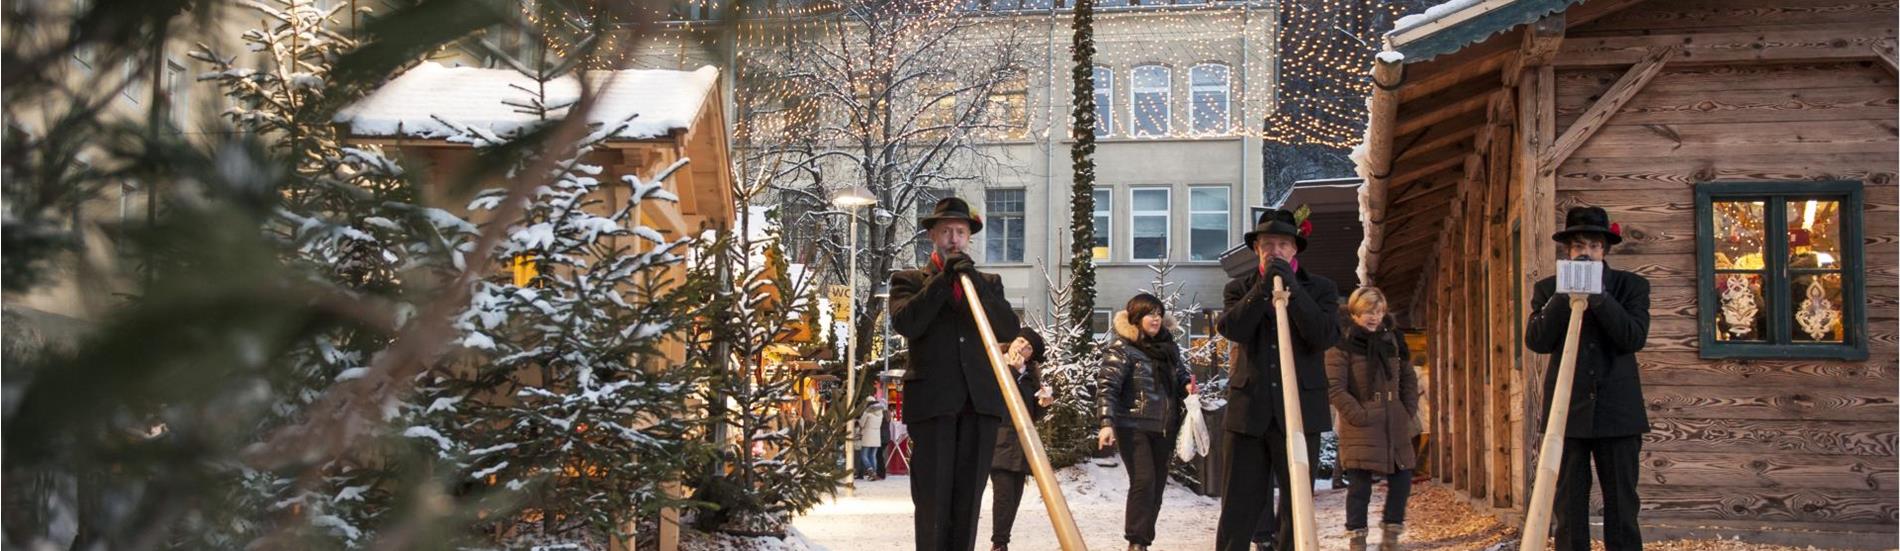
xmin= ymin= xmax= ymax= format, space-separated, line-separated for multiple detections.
xmin=1271 ymin=275 xmax=1319 ymax=551
xmin=958 ymin=274 xmax=1089 ymax=551
xmin=1520 ymin=295 xmax=1590 ymax=551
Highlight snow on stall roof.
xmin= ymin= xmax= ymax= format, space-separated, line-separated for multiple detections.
xmin=1390 ymin=0 xmax=1485 ymax=36
xmin=336 ymin=63 xmax=720 ymax=141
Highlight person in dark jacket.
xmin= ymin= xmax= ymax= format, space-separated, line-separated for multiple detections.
xmin=1524 ymin=206 xmax=1651 ymax=551
xmin=890 ymin=196 xmax=1022 ymax=551
xmin=1098 ymin=293 xmax=1193 ymax=551
xmin=1325 ymin=287 xmax=1419 ymax=551
xmin=988 ymin=328 xmax=1053 ymax=551
xmin=1214 ymin=208 xmax=1341 ymax=551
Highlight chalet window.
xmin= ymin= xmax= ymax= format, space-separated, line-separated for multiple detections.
xmin=985 ymin=189 xmax=1025 ymax=263
xmin=1695 ymin=181 xmax=1867 ymax=360
xmin=1130 ymin=187 xmax=1170 ymax=261
xmin=1130 ymin=65 xmax=1170 ymax=137
xmin=1092 ymin=66 xmax=1114 ymax=137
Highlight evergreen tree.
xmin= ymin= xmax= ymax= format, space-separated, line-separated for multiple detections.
xmin=1030 ymin=269 xmax=1100 ymax=468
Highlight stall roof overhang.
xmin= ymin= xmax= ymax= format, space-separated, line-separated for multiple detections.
xmin=1387 ymin=0 xmax=1585 ymax=62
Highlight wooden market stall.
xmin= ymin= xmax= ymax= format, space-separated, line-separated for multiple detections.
xmin=1352 ymin=0 xmax=1896 ymax=546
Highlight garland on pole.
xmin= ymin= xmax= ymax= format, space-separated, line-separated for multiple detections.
xmin=1067 ymin=0 xmax=1098 ymax=357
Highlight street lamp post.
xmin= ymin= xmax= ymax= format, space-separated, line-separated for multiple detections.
xmin=831 ymin=185 xmax=876 ymax=496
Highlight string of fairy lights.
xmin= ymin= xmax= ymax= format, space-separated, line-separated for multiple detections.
xmin=506 ymin=0 xmax=1417 ymax=150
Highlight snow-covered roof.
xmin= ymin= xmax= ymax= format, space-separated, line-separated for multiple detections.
xmin=336 ymin=63 xmax=721 ymax=141
xmin=1386 ymin=0 xmax=1580 ymax=62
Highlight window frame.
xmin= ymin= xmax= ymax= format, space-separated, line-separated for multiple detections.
xmin=1128 ymin=187 xmax=1171 ymax=261
xmin=1129 ymin=64 xmax=1171 ymax=137
xmin=1693 ymin=180 xmax=1868 ymax=360
xmin=1187 ymin=184 xmax=1230 ymax=261
xmin=985 ymin=188 xmax=1027 ymax=263
xmin=1092 ymin=188 xmax=1112 ymax=261
xmin=1188 ymin=63 xmax=1231 ymax=134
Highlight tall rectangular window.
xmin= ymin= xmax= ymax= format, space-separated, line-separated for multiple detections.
xmin=1695 ymin=181 xmax=1866 ymax=359
xmin=986 ymin=189 xmax=1026 ymax=263
xmin=1190 ymin=63 xmax=1230 ymax=134
xmin=1130 ymin=188 xmax=1170 ymax=260
xmin=1092 ymin=188 xmax=1111 ymax=260
xmin=1130 ymin=65 xmax=1170 ymax=137
xmin=1092 ymin=66 xmax=1113 ymax=138
xmin=989 ymin=72 xmax=1029 ymax=140
xmin=1189 ymin=185 xmax=1230 ymax=261
xmin=914 ymin=188 xmax=953 ymax=265
xmin=121 ymin=59 xmax=144 ymax=104
xmin=165 ymin=59 xmax=189 ymax=130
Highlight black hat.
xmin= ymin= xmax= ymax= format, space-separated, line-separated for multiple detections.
xmin=1551 ymin=205 xmax=1623 ymax=246
xmin=1243 ymin=209 xmax=1308 ymax=251
xmin=920 ymin=196 xmax=983 ymax=234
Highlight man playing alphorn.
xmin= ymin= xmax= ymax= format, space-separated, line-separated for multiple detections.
xmin=889 ymin=196 xmax=1022 ymax=551
xmin=1214 ymin=209 xmax=1341 ymax=551
xmin=1525 ymin=206 xmax=1651 ymax=550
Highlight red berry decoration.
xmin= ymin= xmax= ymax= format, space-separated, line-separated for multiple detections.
xmin=1299 ymin=219 xmax=1313 ymax=236
xmin=1609 ymin=222 xmax=1621 ymax=236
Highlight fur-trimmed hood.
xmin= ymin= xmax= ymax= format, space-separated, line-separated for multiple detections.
xmin=1113 ymin=309 xmax=1179 ymax=343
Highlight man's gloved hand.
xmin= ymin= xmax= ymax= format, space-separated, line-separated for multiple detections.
xmin=944 ymin=252 xmax=977 ymax=275
xmin=1265 ymin=257 xmax=1296 ymax=282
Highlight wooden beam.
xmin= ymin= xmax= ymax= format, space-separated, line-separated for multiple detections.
xmin=1392 ymin=111 xmax=1486 ymax=165
xmin=1397 ymin=76 xmax=1501 ymax=136
xmin=1560 ymin=0 xmax=1649 ymax=29
xmin=1400 ymin=32 xmax=1521 ymax=103
xmin=1391 ymin=145 xmax=1469 ymax=189
xmin=1505 ymin=14 xmax=1566 ymax=87
xmin=1556 ymin=28 xmax=1897 ymax=67
xmin=1876 ymin=38 xmax=1898 ymax=76
xmin=1542 ymin=46 xmax=1678 ymax=174
xmin=1358 ymin=53 xmax=1406 ymax=286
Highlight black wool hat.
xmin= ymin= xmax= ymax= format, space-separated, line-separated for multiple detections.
xmin=1243 ymin=208 xmax=1308 ymax=251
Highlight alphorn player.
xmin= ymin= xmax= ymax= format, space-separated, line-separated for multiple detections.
xmin=890 ymin=196 xmax=1022 ymax=551
xmin=1214 ymin=208 xmax=1340 ymax=551
xmin=1525 ymin=205 xmax=1652 ymax=551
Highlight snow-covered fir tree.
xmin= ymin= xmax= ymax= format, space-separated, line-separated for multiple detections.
xmin=189 ymin=1 xmax=476 ymax=546
xmin=678 ymin=186 xmax=853 ymax=537
xmin=408 ymin=63 xmax=712 ymax=548
xmin=1030 ymin=268 xmax=1101 ymax=468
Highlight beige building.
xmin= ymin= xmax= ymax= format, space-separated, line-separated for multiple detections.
xmin=617 ymin=1 xmax=1282 ymax=337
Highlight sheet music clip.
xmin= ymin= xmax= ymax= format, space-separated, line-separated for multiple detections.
xmin=1556 ymin=260 xmax=1604 ymax=295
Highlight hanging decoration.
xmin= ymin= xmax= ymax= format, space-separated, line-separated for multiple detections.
xmin=1797 ymin=277 xmax=1841 ymax=342
xmin=1720 ymin=275 xmax=1759 ymax=340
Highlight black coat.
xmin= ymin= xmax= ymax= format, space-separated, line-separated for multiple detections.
xmin=1525 ymin=264 xmax=1652 ymax=439
xmin=991 ymin=360 xmax=1047 ymax=473
xmin=1218 ymin=266 xmax=1341 ymax=436
xmin=1099 ymin=311 xmax=1193 ymax=434
xmin=890 ymin=263 xmax=1021 ymax=422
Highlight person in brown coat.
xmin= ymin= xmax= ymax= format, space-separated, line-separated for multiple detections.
xmin=1324 ymin=287 xmax=1419 ymax=551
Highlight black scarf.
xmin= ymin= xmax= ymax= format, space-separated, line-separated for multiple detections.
xmin=1340 ymin=324 xmax=1400 ymax=378
xmin=1128 ymin=328 xmax=1182 ymax=393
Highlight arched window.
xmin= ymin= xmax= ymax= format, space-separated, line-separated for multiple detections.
xmin=1092 ymin=66 xmax=1114 ymax=137
xmin=1190 ymin=63 xmax=1230 ymax=134
xmin=1130 ymin=64 xmax=1170 ymax=136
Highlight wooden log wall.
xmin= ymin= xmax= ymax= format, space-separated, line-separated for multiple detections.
xmin=1542 ymin=0 xmax=1899 ymax=537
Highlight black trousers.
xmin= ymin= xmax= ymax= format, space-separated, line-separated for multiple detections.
xmin=1216 ymin=430 xmax=1321 ymax=551
xmin=989 ymin=469 xmax=1028 ymax=545
xmin=1114 ymin=427 xmax=1172 ymax=546
xmin=910 ymin=411 xmax=1000 ymax=551
xmin=1555 ymin=435 xmax=1643 ymax=551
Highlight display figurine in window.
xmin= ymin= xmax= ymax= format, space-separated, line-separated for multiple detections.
xmin=1791 ymin=250 xmax=1842 ymax=342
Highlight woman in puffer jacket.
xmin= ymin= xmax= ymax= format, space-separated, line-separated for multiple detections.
xmin=1325 ymin=287 xmax=1420 ymax=551
xmin=1096 ymin=293 xmax=1193 ymax=551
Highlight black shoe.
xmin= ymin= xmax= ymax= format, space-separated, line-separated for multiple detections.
xmin=1126 ymin=544 xmax=1148 ymax=551
xmin=990 ymin=545 xmax=1008 ymax=551
xmin=1252 ymin=542 xmax=1274 ymax=551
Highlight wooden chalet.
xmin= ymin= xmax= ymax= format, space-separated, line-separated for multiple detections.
xmin=1353 ymin=0 xmax=1896 ymax=546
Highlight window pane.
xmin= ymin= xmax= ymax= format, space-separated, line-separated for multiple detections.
xmin=1133 ymin=215 xmax=1167 ymax=259
xmin=1090 ymin=310 xmax=1111 ymax=335
xmin=1131 ymin=66 xmax=1169 ymax=136
xmin=1191 ymin=213 xmax=1227 ymax=261
xmin=1715 ymin=273 xmax=1769 ymax=342
xmin=1791 ymin=271 xmax=1845 ymax=343
xmin=1712 ymin=200 xmax=1766 ymax=270
xmin=986 ymin=190 xmax=1025 ymax=263
xmin=1787 ymin=199 xmax=1843 ymax=264
xmin=1093 ymin=189 xmax=1111 ymax=260
xmin=1191 ymin=187 xmax=1227 ymax=212
xmin=1093 ymin=67 xmax=1113 ymax=137
xmin=1133 ymin=189 xmax=1168 ymax=211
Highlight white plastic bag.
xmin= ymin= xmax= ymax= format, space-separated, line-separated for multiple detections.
xmin=1175 ymin=393 xmax=1211 ymax=462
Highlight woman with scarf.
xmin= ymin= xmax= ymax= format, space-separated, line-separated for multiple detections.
xmin=1325 ymin=287 xmax=1420 ymax=551
xmin=1097 ymin=293 xmax=1193 ymax=551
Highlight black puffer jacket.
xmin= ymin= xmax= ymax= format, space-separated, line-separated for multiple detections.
xmin=1098 ymin=311 xmax=1192 ymax=434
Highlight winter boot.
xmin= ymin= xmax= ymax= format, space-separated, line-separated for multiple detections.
xmin=1379 ymin=522 xmax=1404 ymax=551
xmin=1126 ymin=544 xmax=1148 ymax=551
xmin=1346 ymin=528 xmax=1368 ymax=551
xmin=990 ymin=545 xmax=1008 ymax=551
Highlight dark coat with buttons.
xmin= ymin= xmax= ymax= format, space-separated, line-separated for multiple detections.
xmin=1525 ymin=263 xmax=1652 ymax=439
xmin=890 ymin=263 xmax=1021 ymax=422
xmin=1219 ymin=266 xmax=1341 ymax=436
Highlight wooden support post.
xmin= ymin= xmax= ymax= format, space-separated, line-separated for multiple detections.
xmin=1463 ymin=173 xmax=1486 ymax=501
xmin=1506 ymin=14 xmax=1566 ymax=87
xmin=1541 ymin=46 xmax=1677 ymax=173
xmin=1516 ymin=60 xmax=1558 ymax=506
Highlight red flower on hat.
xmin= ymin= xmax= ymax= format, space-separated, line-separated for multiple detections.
xmin=1299 ymin=219 xmax=1313 ymax=237
xmin=1609 ymin=222 xmax=1621 ymax=236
